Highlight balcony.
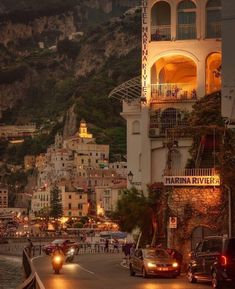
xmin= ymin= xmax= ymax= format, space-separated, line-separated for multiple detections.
xmin=164 ymin=168 xmax=217 ymax=176
xmin=150 ymin=83 xmax=197 ymax=104
xmin=177 ymin=24 xmax=196 ymax=40
xmin=151 ymin=25 xmax=171 ymax=41
xmin=206 ymin=22 xmax=221 ymax=38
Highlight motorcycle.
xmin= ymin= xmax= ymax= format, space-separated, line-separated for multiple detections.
xmin=65 ymin=247 xmax=75 ymax=263
xmin=52 ymin=252 xmax=64 ymax=274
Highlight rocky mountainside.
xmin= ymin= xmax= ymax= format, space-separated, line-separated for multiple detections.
xmin=0 ymin=2 xmax=141 ymax=162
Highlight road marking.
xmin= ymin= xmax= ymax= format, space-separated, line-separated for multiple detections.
xmin=78 ymin=264 xmax=95 ymax=275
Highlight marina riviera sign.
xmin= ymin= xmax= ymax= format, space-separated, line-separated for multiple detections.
xmin=164 ymin=175 xmax=220 ymax=186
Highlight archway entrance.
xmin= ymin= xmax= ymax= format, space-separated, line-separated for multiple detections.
xmin=206 ymin=52 xmax=221 ymax=94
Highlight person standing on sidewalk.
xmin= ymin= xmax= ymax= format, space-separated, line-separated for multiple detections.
xmin=27 ymin=238 xmax=34 ymax=257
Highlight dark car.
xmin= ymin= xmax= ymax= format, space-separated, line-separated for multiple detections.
xmin=42 ymin=239 xmax=78 ymax=255
xmin=187 ymin=236 xmax=235 ymax=288
xmin=129 ymin=248 xmax=179 ymax=278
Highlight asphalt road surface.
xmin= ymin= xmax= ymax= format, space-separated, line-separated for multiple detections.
xmin=33 ymin=253 xmax=227 ymax=289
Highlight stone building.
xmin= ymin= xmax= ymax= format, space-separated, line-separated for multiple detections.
xmin=110 ymin=0 xmax=225 ymax=263
xmin=0 ymin=186 xmax=8 ymax=208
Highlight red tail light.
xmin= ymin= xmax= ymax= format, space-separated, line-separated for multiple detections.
xmin=220 ymin=255 xmax=227 ymax=266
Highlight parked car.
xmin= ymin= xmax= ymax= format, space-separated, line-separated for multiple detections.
xmin=187 ymin=236 xmax=235 ymax=288
xmin=129 ymin=248 xmax=179 ymax=278
xmin=42 ymin=239 xmax=78 ymax=255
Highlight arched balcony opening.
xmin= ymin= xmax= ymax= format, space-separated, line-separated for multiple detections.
xmin=151 ymin=1 xmax=171 ymax=41
xmin=206 ymin=0 xmax=221 ymax=39
xmin=206 ymin=52 xmax=221 ymax=94
xmin=151 ymin=54 xmax=197 ymax=102
xmin=177 ymin=0 xmax=197 ymax=40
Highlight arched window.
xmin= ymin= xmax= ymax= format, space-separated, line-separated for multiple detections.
xmin=206 ymin=52 xmax=221 ymax=94
xmin=206 ymin=0 xmax=221 ymax=38
xmin=151 ymin=1 xmax=171 ymax=41
xmin=177 ymin=0 xmax=196 ymax=40
xmin=132 ymin=120 xmax=140 ymax=134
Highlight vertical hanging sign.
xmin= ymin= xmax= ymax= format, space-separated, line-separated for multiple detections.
xmin=142 ymin=0 xmax=148 ymax=101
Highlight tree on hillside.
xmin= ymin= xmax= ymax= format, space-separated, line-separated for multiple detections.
xmin=50 ymin=184 xmax=63 ymax=219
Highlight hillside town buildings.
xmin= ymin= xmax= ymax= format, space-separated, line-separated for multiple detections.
xmin=30 ymin=120 xmax=126 ymax=217
xmin=0 ymin=186 xmax=8 ymax=208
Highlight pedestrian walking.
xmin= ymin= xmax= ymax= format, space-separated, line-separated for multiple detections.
xmin=104 ymin=238 xmax=109 ymax=253
xmin=27 ymin=238 xmax=33 ymax=257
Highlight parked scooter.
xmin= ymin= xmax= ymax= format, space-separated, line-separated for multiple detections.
xmin=65 ymin=247 xmax=75 ymax=263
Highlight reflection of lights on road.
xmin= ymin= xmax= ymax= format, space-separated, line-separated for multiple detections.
xmin=136 ymin=284 xmax=182 ymax=289
xmin=63 ymin=263 xmax=79 ymax=272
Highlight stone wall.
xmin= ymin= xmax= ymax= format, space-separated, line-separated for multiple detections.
xmin=168 ymin=187 xmax=225 ymax=267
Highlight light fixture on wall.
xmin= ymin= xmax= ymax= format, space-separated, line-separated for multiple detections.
xmin=127 ymin=170 xmax=134 ymax=184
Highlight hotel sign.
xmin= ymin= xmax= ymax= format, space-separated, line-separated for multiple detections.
xmin=164 ymin=176 xmax=220 ymax=186
xmin=142 ymin=0 xmax=148 ymax=100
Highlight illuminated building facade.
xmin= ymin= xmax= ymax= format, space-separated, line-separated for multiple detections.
xmin=109 ymin=0 xmax=224 ymax=260
xmin=121 ymin=0 xmax=222 ymax=190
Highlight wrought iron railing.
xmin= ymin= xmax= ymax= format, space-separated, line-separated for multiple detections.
xmin=164 ymin=168 xmax=218 ymax=176
xmin=151 ymin=25 xmax=171 ymax=41
xmin=177 ymin=23 xmax=196 ymax=39
xmin=151 ymin=83 xmax=197 ymax=102
xmin=206 ymin=21 xmax=221 ymax=38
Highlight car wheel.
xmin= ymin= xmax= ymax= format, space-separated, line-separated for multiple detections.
xmin=211 ymin=271 xmax=222 ymax=289
xmin=129 ymin=264 xmax=135 ymax=276
xmin=142 ymin=267 xmax=149 ymax=278
xmin=187 ymin=268 xmax=197 ymax=283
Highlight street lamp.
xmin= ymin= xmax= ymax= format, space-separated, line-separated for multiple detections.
xmin=127 ymin=171 xmax=134 ymax=184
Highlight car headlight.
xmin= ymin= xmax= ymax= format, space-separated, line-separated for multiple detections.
xmin=147 ymin=262 xmax=157 ymax=268
xmin=172 ymin=262 xmax=178 ymax=268
xmin=69 ymin=248 xmax=75 ymax=253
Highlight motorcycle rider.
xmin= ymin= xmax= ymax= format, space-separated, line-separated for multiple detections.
xmin=51 ymin=244 xmax=65 ymax=262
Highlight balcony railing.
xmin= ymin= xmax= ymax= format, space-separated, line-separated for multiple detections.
xmin=177 ymin=24 xmax=196 ymax=40
xmin=151 ymin=25 xmax=171 ymax=41
xmin=206 ymin=21 xmax=221 ymax=39
xmin=164 ymin=168 xmax=218 ymax=177
xmin=151 ymin=83 xmax=197 ymax=103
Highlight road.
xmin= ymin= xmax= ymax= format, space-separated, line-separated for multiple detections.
xmin=33 ymin=253 xmax=221 ymax=289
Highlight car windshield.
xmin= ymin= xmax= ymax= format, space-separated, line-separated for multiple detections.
xmin=145 ymin=249 xmax=170 ymax=259
xmin=52 ymin=239 xmax=64 ymax=244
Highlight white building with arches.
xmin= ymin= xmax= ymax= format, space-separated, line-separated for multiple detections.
xmin=115 ymin=0 xmax=222 ymax=192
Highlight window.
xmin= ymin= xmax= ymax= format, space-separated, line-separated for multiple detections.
xmin=206 ymin=0 xmax=221 ymax=38
xmin=177 ymin=0 xmax=197 ymax=40
xmin=132 ymin=120 xmax=140 ymax=134
xmin=78 ymin=204 xmax=83 ymax=210
xmin=68 ymin=203 xmax=71 ymax=209
xmin=151 ymin=1 xmax=171 ymax=41
xmin=69 ymin=195 xmax=71 ymax=199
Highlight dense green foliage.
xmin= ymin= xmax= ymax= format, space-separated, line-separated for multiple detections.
xmin=112 ymin=188 xmax=152 ymax=243
xmin=50 ymin=184 xmax=63 ymax=218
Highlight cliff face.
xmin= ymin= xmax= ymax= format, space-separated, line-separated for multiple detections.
xmin=0 ymin=12 xmax=77 ymax=46
xmin=0 ymin=2 xmax=141 ymax=128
